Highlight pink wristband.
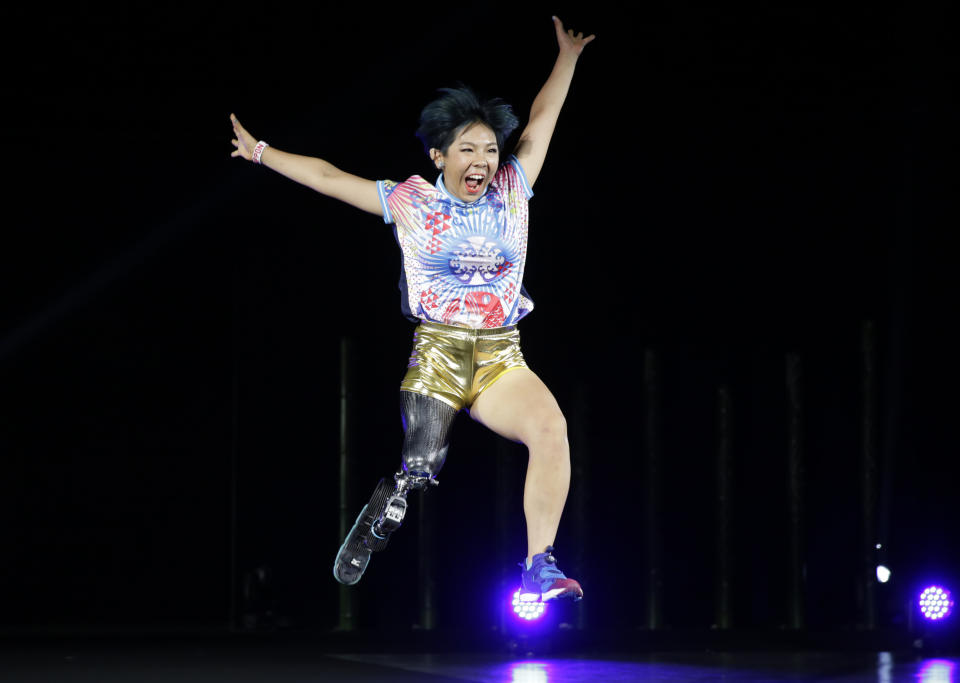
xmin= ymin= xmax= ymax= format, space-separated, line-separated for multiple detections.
xmin=252 ymin=140 xmax=269 ymax=164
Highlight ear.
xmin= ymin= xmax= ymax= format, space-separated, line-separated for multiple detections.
xmin=429 ymin=148 xmax=444 ymax=169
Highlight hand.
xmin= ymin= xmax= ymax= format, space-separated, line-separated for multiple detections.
xmin=553 ymin=16 xmax=595 ymax=57
xmin=230 ymin=113 xmax=258 ymax=161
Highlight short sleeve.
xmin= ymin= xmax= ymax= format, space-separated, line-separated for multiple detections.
xmin=376 ymin=176 xmax=435 ymax=226
xmin=376 ymin=179 xmax=398 ymax=224
xmin=501 ymin=155 xmax=534 ymax=200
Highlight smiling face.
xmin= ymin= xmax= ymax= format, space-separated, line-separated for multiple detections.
xmin=432 ymin=121 xmax=500 ymax=203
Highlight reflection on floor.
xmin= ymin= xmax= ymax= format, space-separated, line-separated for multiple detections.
xmin=1 ymin=635 xmax=957 ymax=682
xmin=332 ymin=651 xmax=958 ymax=682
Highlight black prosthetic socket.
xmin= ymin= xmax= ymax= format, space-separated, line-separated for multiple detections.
xmin=399 ymin=391 xmax=457 ymax=482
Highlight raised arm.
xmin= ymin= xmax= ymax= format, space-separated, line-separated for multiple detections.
xmin=230 ymin=113 xmax=383 ymax=216
xmin=513 ymin=17 xmax=595 ymax=187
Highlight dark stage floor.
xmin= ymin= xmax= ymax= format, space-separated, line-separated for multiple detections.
xmin=1 ymin=632 xmax=957 ymax=682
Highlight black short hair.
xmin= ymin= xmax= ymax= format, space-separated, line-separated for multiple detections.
xmin=415 ymin=85 xmax=520 ymax=156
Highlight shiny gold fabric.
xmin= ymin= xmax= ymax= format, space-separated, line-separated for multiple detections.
xmin=400 ymin=322 xmax=528 ymax=411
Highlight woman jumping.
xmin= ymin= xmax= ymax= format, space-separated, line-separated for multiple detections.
xmin=230 ymin=16 xmax=594 ymax=603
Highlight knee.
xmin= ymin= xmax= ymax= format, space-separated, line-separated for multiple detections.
xmin=525 ymin=410 xmax=568 ymax=451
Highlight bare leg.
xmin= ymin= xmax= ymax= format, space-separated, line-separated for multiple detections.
xmin=469 ymin=368 xmax=570 ymax=564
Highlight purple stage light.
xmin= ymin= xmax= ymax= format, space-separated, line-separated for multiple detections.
xmin=918 ymin=585 xmax=954 ymax=621
xmin=511 ymin=590 xmax=546 ymax=621
xmin=919 ymin=659 xmax=955 ymax=682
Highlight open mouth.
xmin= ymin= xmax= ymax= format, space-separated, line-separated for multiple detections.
xmin=464 ymin=173 xmax=485 ymax=194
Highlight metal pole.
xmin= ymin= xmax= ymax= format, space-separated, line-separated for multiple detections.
xmin=860 ymin=320 xmax=878 ymax=630
xmin=643 ymin=348 xmax=663 ymax=629
xmin=228 ymin=259 xmax=241 ymax=631
xmin=338 ymin=336 xmax=355 ymax=631
xmin=785 ymin=352 xmax=805 ymax=629
xmin=496 ymin=438 xmax=514 ymax=636
xmin=715 ymin=385 xmax=733 ymax=630
xmin=876 ymin=83 xmax=915 ymax=609
xmin=571 ymin=390 xmax=589 ymax=631
xmin=417 ymin=491 xmax=436 ymax=630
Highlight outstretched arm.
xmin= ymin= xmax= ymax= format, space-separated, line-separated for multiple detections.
xmin=230 ymin=114 xmax=383 ymax=216
xmin=513 ymin=17 xmax=595 ymax=187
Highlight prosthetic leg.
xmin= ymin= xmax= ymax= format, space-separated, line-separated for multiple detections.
xmin=334 ymin=392 xmax=457 ymax=585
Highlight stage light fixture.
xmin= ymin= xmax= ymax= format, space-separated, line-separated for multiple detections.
xmin=918 ymin=585 xmax=954 ymax=621
xmin=511 ymin=590 xmax=547 ymax=621
xmin=876 ymin=565 xmax=891 ymax=583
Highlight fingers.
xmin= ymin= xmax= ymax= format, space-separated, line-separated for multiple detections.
xmin=553 ymin=16 xmax=595 ymax=48
xmin=230 ymin=113 xmax=255 ymax=160
xmin=230 ymin=115 xmax=250 ymax=159
xmin=567 ymin=30 xmax=595 ymax=43
xmin=230 ymin=113 xmax=244 ymax=134
xmin=552 ymin=15 xmax=567 ymax=40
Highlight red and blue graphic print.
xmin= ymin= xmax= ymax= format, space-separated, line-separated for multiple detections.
xmin=377 ymin=156 xmax=534 ymax=329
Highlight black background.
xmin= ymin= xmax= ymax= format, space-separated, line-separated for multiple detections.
xmin=3 ymin=3 xmax=957 ymax=638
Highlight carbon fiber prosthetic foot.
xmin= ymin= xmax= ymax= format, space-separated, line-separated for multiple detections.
xmin=333 ymin=392 xmax=457 ymax=585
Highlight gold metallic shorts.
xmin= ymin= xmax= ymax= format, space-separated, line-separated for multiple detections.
xmin=400 ymin=322 xmax=528 ymax=411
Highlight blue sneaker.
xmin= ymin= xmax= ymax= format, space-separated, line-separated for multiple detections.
xmin=519 ymin=546 xmax=583 ymax=602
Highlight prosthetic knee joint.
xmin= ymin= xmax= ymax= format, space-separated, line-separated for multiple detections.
xmin=370 ymin=469 xmax=438 ymax=539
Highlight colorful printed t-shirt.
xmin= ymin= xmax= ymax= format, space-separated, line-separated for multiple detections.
xmin=377 ymin=155 xmax=535 ymax=329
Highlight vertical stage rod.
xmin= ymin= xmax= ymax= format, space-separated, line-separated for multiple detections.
xmin=228 ymin=260 xmax=241 ymax=631
xmin=417 ymin=491 xmax=436 ymax=630
xmin=495 ymin=438 xmax=514 ymax=635
xmin=338 ymin=336 xmax=355 ymax=631
xmin=860 ymin=320 xmax=878 ymax=629
xmin=715 ymin=384 xmax=733 ymax=630
xmin=785 ymin=352 xmax=806 ymax=629
xmin=571 ymin=391 xmax=590 ymax=630
xmin=643 ymin=349 xmax=663 ymax=629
